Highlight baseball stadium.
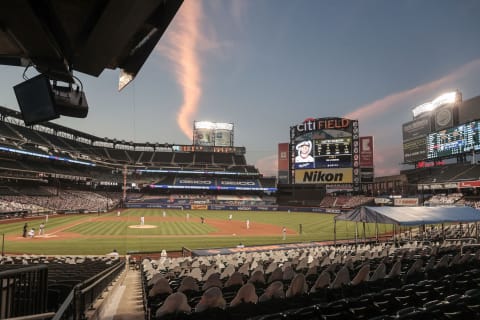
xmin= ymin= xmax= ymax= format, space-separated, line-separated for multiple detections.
xmin=1 ymin=2 xmax=480 ymax=320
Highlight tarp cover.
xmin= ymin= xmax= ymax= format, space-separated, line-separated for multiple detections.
xmin=335 ymin=206 xmax=480 ymax=226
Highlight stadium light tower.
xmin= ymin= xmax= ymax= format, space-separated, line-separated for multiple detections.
xmin=432 ymin=91 xmax=458 ymax=106
xmin=412 ymin=90 xmax=462 ymax=118
xmin=193 ymin=121 xmax=234 ymax=147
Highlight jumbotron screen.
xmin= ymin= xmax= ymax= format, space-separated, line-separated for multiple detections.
xmin=402 ymin=91 xmax=462 ymax=163
xmin=290 ymin=117 xmax=360 ymax=189
xmin=427 ymin=120 xmax=480 ymax=159
xmin=294 ymin=130 xmax=352 ymax=169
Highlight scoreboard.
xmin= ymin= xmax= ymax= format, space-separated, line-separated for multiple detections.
xmin=427 ymin=121 xmax=480 ymax=159
xmin=314 ymin=137 xmax=352 ymax=168
xmin=289 ymin=117 xmax=360 ymax=190
xmin=402 ymin=91 xmax=465 ymax=163
xmin=402 ymin=116 xmax=431 ymax=163
xmin=403 ymin=139 xmax=428 ymax=162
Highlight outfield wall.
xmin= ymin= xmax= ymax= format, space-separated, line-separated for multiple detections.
xmin=125 ymin=202 xmax=343 ymax=213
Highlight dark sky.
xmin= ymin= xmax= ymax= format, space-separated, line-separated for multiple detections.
xmin=1 ymin=0 xmax=480 ymax=176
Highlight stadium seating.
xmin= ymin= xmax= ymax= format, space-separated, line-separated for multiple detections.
xmin=319 ymin=195 xmax=375 ymax=209
xmin=0 ymin=189 xmax=119 ymax=214
xmin=0 ymin=255 xmax=124 ymax=315
xmin=0 ymin=111 xmax=278 ymax=214
xmin=138 ymin=239 xmax=480 ymax=320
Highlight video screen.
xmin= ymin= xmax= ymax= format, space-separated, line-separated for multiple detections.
xmin=290 ymin=117 xmax=359 ymax=189
xmin=427 ymin=121 xmax=480 ymax=159
xmin=294 ymin=136 xmax=352 ymax=169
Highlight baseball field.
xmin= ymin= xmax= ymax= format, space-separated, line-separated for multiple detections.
xmin=0 ymin=209 xmax=393 ymax=255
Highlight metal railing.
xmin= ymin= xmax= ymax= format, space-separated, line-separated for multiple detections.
xmin=52 ymin=260 xmax=125 ymax=320
xmin=0 ymin=259 xmax=125 ymax=320
xmin=0 ymin=265 xmax=48 ymax=318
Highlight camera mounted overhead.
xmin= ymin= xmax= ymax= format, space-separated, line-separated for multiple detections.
xmin=14 ymin=72 xmax=88 ymax=126
xmin=0 ymin=0 xmax=184 ymax=125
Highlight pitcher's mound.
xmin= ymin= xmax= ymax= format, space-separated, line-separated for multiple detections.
xmin=129 ymin=225 xmax=157 ymax=229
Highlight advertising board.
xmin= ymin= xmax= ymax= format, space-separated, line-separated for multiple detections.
xmin=294 ymin=168 xmax=353 ymax=184
xmin=359 ymin=136 xmax=374 ymax=167
xmin=393 ymin=198 xmax=419 ymax=206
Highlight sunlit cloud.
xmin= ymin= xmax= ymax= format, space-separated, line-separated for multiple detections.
xmin=344 ymin=58 xmax=480 ymax=175
xmin=157 ymin=1 xmax=242 ymax=140
xmin=256 ymin=59 xmax=480 ymax=177
xmin=255 ymin=154 xmax=278 ymax=177
xmin=230 ymin=0 xmax=248 ymax=30
xmin=373 ymin=145 xmax=402 ymax=176
xmin=158 ymin=1 xmax=204 ymax=140
xmin=344 ymin=58 xmax=480 ymax=122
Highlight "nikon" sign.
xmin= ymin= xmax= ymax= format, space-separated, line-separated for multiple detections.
xmin=295 ymin=168 xmax=353 ymax=184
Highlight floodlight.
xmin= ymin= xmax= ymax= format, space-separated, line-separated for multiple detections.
xmin=194 ymin=121 xmax=216 ymax=129
xmin=412 ymin=91 xmax=461 ymax=118
xmin=118 ymin=70 xmax=134 ymax=91
xmin=431 ymin=92 xmax=458 ymax=107
xmin=194 ymin=121 xmax=234 ymax=130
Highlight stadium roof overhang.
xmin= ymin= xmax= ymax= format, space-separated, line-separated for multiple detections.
xmin=0 ymin=0 xmax=183 ymax=87
xmin=335 ymin=206 xmax=480 ymax=226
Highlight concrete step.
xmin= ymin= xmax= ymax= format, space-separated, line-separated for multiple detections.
xmin=111 ymin=269 xmax=145 ymax=320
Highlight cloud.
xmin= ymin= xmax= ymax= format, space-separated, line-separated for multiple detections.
xmin=372 ymin=145 xmax=403 ymax=176
xmin=230 ymin=0 xmax=248 ymax=30
xmin=344 ymin=58 xmax=480 ymax=174
xmin=156 ymin=1 xmax=243 ymax=140
xmin=255 ymin=154 xmax=278 ymax=177
xmin=344 ymin=58 xmax=480 ymax=122
xmin=157 ymin=1 xmax=204 ymax=140
xmin=253 ymin=58 xmax=480 ymax=178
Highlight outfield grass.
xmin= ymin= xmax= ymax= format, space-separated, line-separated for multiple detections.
xmin=0 ymin=209 xmax=394 ymax=255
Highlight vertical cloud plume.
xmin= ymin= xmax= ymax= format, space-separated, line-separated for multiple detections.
xmin=159 ymin=1 xmax=204 ymax=139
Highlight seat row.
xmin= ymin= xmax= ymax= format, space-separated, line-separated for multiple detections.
xmin=140 ymin=243 xmax=480 ymax=319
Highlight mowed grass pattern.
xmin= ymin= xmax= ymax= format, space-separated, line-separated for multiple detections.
xmin=69 ymin=220 xmax=216 ymax=236
xmin=0 ymin=209 xmax=394 ymax=255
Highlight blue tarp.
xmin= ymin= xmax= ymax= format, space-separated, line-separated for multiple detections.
xmin=335 ymin=206 xmax=480 ymax=226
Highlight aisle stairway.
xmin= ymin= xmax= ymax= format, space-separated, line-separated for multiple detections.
xmin=95 ymin=267 xmax=145 ymax=320
xmin=113 ymin=269 xmax=145 ymax=320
